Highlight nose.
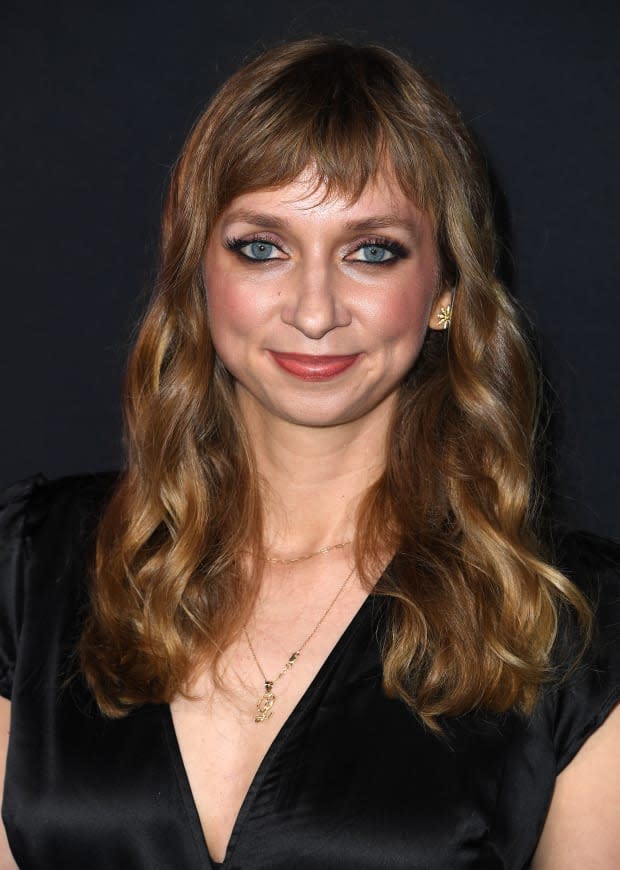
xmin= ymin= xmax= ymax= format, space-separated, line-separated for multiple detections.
xmin=281 ymin=262 xmax=351 ymax=340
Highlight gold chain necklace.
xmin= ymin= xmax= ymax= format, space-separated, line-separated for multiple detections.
xmin=263 ymin=540 xmax=352 ymax=565
xmin=244 ymin=564 xmax=356 ymax=722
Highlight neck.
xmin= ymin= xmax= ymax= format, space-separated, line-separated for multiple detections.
xmin=237 ymin=393 xmax=394 ymax=558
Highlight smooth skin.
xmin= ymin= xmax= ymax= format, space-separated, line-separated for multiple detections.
xmin=1 ymin=172 xmax=618 ymax=866
xmin=202 ymin=170 xmax=448 ymax=433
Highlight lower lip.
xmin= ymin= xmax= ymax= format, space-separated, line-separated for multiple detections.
xmin=269 ymin=352 xmax=360 ymax=381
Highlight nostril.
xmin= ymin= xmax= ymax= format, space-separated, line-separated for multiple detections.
xmin=281 ymin=279 xmax=350 ymax=339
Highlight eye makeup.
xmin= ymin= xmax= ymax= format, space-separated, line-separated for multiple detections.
xmin=344 ymin=237 xmax=410 ymax=264
xmin=224 ymin=233 xmax=410 ymax=265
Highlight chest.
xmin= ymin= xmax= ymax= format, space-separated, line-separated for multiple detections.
xmin=169 ymin=607 xmax=369 ymax=863
xmin=169 ymin=667 xmax=324 ymax=862
xmin=5 ymin=600 xmax=556 ymax=870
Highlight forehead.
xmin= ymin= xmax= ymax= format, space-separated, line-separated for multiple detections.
xmin=217 ymin=169 xmax=428 ymax=229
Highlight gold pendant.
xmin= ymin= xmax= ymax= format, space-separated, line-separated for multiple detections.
xmin=255 ymin=681 xmax=276 ymax=722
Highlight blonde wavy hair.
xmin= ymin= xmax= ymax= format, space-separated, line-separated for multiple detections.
xmin=81 ymin=37 xmax=590 ymax=725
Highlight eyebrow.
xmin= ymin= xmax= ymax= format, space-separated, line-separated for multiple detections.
xmin=343 ymin=215 xmax=421 ymax=234
xmin=221 ymin=210 xmax=421 ymax=235
xmin=222 ymin=210 xmax=287 ymax=229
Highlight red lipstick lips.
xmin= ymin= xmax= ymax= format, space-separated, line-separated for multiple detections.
xmin=269 ymin=352 xmax=360 ymax=381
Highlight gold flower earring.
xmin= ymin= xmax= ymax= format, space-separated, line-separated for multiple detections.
xmin=436 ymin=304 xmax=452 ymax=330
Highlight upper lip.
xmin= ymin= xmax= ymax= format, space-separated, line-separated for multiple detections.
xmin=268 ymin=352 xmax=359 ymax=360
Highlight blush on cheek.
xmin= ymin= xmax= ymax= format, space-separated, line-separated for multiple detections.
xmin=209 ymin=293 xmax=247 ymax=324
xmin=205 ymin=262 xmax=278 ymax=325
xmin=205 ymin=279 xmax=254 ymax=336
xmin=375 ymin=290 xmax=433 ymax=343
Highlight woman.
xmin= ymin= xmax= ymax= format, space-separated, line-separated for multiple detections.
xmin=1 ymin=37 xmax=619 ymax=869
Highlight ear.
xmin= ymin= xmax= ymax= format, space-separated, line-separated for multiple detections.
xmin=428 ymin=288 xmax=453 ymax=331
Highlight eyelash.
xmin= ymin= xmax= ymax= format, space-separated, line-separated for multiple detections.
xmin=350 ymin=237 xmax=409 ymax=264
xmin=223 ymin=234 xmax=409 ymax=264
xmin=225 ymin=234 xmax=285 ymax=259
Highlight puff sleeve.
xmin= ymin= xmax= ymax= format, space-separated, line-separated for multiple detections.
xmin=0 ymin=475 xmax=46 ymax=700
xmin=545 ymin=530 xmax=620 ymax=773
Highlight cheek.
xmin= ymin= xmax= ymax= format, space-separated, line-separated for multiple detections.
xmin=367 ymin=284 xmax=434 ymax=346
xmin=359 ymin=239 xmax=439 ymax=344
xmin=204 ymin=267 xmax=270 ymax=341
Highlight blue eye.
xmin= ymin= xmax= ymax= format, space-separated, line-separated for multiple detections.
xmin=247 ymin=241 xmax=276 ymax=260
xmin=348 ymin=239 xmax=407 ymax=264
xmin=225 ymin=237 xmax=285 ymax=261
xmin=360 ymin=244 xmax=391 ymax=262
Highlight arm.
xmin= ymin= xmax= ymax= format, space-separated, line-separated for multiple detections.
xmin=0 ymin=698 xmax=18 ymax=870
xmin=532 ymin=702 xmax=620 ymax=869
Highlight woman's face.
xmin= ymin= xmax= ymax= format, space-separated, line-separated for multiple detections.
xmin=202 ymin=170 xmax=451 ymax=430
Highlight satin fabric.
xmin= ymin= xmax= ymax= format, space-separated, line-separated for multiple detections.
xmin=1 ymin=475 xmax=619 ymax=869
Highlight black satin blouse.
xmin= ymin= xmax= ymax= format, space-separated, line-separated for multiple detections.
xmin=1 ymin=474 xmax=619 ymax=869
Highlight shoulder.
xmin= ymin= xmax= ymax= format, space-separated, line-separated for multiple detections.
xmin=0 ymin=472 xmax=119 ymax=699
xmin=0 ymin=471 xmax=119 ymax=552
xmin=0 ymin=471 xmax=119 ymax=519
xmin=532 ymin=702 xmax=620 ymax=869
xmin=554 ymin=528 xmax=620 ymax=592
xmin=542 ymin=527 xmax=620 ymax=773
xmin=553 ymin=528 xmax=620 ymax=665
xmin=532 ymin=532 xmax=620 ymax=869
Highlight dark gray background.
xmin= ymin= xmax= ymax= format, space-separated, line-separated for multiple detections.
xmin=1 ymin=1 xmax=618 ymax=537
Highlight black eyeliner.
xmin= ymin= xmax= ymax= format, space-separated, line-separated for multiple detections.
xmin=224 ymin=235 xmax=257 ymax=251
xmin=350 ymin=236 xmax=410 ymax=263
xmin=223 ymin=234 xmax=285 ymax=263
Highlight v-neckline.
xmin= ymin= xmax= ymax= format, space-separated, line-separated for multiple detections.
xmin=161 ymin=591 xmax=377 ymax=869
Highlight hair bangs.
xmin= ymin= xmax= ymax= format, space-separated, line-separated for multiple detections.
xmin=210 ymin=82 xmax=400 ymax=212
xmin=204 ymin=42 xmax=443 ymax=217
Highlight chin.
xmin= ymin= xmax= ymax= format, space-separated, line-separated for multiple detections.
xmin=268 ymin=392 xmax=391 ymax=430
